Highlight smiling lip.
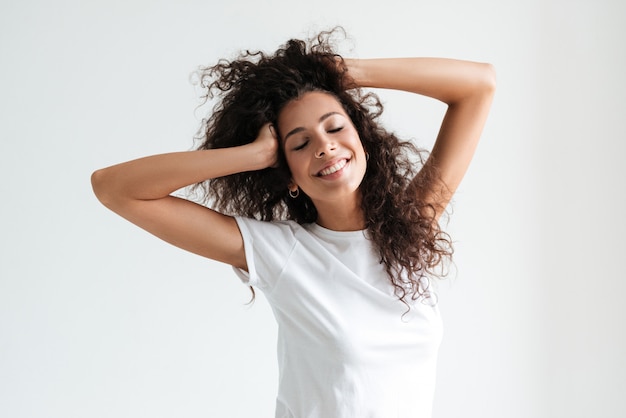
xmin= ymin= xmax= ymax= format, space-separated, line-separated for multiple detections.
xmin=316 ymin=158 xmax=349 ymax=177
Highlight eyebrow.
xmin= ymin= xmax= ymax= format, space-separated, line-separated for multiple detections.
xmin=283 ymin=112 xmax=342 ymax=142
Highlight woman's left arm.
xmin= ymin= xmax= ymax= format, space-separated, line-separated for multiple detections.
xmin=345 ymin=58 xmax=496 ymax=218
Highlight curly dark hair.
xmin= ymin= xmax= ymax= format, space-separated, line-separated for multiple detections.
xmin=192 ymin=28 xmax=452 ymax=305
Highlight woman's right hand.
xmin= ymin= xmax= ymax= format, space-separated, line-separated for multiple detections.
xmin=91 ymin=125 xmax=283 ymax=271
xmin=252 ymin=122 xmax=280 ymax=169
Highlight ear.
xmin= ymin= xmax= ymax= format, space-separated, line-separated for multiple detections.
xmin=288 ymin=181 xmax=298 ymax=193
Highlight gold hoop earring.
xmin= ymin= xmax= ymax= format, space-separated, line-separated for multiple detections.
xmin=289 ymin=188 xmax=300 ymax=198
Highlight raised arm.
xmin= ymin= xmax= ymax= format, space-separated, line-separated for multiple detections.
xmin=91 ymin=124 xmax=278 ymax=270
xmin=345 ymin=58 xmax=496 ymax=218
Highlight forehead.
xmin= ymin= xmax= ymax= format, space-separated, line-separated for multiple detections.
xmin=278 ymin=91 xmax=346 ymax=127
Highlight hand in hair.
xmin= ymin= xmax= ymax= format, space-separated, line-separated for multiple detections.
xmin=252 ymin=123 xmax=280 ymax=169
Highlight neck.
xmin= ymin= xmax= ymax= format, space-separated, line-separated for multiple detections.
xmin=313 ymin=195 xmax=366 ymax=231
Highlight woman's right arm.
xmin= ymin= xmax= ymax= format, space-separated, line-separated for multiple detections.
xmin=91 ymin=124 xmax=278 ymax=271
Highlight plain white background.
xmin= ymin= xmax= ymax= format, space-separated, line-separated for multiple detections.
xmin=1 ymin=0 xmax=624 ymax=417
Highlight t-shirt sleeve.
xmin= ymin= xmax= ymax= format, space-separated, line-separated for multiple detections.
xmin=232 ymin=216 xmax=298 ymax=291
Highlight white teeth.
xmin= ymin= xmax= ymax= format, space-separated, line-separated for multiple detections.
xmin=319 ymin=159 xmax=347 ymax=176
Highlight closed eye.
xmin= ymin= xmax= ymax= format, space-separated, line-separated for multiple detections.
xmin=293 ymin=140 xmax=309 ymax=151
xmin=328 ymin=126 xmax=343 ymax=133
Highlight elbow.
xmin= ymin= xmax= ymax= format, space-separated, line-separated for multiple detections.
xmin=461 ymin=63 xmax=496 ymax=103
xmin=91 ymin=168 xmax=116 ymax=208
xmin=480 ymin=63 xmax=497 ymax=93
xmin=450 ymin=62 xmax=497 ymax=105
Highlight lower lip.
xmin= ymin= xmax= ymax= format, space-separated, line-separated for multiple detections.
xmin=318 ymin=160 xmax=349 ymax=180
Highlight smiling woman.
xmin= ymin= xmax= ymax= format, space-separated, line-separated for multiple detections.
xmin=91 ymin=27 xmax=495 ymax=418
xmin=278 ymin=91 xmax=368 ymax=230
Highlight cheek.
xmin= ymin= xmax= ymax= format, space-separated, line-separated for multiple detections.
xmin=284 ymin=152 xmax=309 ymax=180
xmin=350 ymin=135 xmax=366 ymax=157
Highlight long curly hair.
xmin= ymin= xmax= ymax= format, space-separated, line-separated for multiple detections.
xmin=192 ymin=28 xmax=452 ymax=305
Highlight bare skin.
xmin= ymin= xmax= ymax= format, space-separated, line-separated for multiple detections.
xmin=345 ymin=58 xmax=496 ymax=215
xmin=278 ymin=91 xmax=367 ymax=231
xmin=91 ymin=58 xmax=496 ymax=272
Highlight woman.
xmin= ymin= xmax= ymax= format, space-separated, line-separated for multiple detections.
xmin=92 ymin=29 xmax=495 ymax=417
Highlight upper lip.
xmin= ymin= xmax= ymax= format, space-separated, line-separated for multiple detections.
xmin=315 ymin=157 xmax=350 ymax=176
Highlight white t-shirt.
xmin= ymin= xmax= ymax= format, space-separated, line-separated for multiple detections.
xmin=233 ymin=217 xmax=443 ymax=418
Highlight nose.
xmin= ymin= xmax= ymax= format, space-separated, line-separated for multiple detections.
xmin=314 ymin=135 xmax=337 ymax=159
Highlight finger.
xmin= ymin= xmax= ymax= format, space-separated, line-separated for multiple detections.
xmin=268 ymin=124 xmax=277 ymax=139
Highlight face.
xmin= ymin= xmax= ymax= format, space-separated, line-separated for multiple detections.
xmin=277 ymin=91 xmax=367 ymax=207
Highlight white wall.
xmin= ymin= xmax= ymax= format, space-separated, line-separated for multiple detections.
xmin=1 ymin=0 xmax=624 ymax=417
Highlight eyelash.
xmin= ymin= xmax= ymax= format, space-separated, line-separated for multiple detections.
xmin=292 ymin=127 xmax=344 ymax=151
xmin=294 ymin=141 xmax=309 ymax=151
